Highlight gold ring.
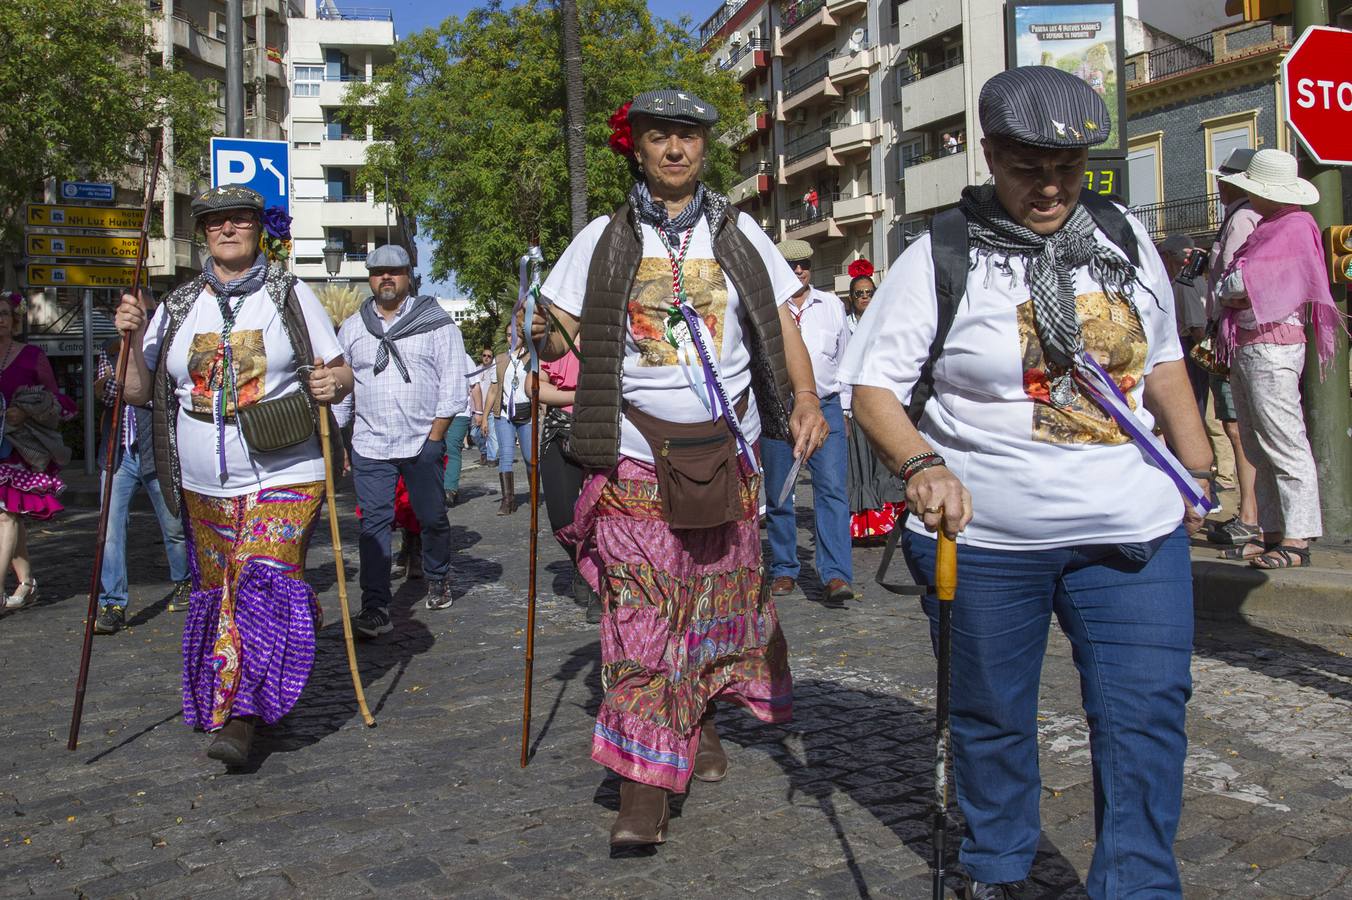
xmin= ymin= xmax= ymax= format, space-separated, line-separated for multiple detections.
xmin=924 ymin=506 xmax=942 ymax=514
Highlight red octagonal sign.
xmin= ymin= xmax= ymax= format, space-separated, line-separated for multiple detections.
xmin=1284 ymin=26 xmax=1352 ymax=166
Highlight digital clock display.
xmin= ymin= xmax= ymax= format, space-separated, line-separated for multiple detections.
xmin=1084 ymin=163 xmax=1128 ymax=200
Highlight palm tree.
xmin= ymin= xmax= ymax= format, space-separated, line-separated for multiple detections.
xmin=558 ymin=0 xmax=588 ymax=238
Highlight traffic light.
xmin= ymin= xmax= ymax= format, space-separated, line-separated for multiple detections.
xmin=1325 ymin=225 xmax=1352 ymax=285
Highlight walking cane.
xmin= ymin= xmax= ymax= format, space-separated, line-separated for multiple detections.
xmin=316 ymin=407 xmax=375 ymax=728
xmin=518 ymin=243 xmax=545 ymax=768
xmin=68 ymin=139 xmax=162 ymax=751
xmin=932 ymin=526 xmax=957 ymax=897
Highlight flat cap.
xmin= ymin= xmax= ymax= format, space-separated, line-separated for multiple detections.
xmin=979 ymin=66 xmax=1110 ymax=149
xmin=191 ymin=185 xmax=264 ymax=218
xmin=628 ymin=90 xmax=719 ymax=127
xmin=1207 ymin=147 xmax=1256 ymax=177
xmin=366 ymin=244 xmax=411 ymax=271
xmin=1159 ymin=234 xmax=1194 ymax=256
xmin=776 ymin=239 xmax=813 ymax=262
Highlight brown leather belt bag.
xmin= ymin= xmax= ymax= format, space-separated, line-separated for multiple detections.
xmin=624 ymin=394 xmax=747 ymax=531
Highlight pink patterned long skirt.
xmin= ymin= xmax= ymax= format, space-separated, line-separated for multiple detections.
xmin=565 ymin=457 xmax=792 ymax=794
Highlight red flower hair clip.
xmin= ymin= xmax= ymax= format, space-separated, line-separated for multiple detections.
xmin=847 ymin=258 xmax=874 ymax=280
xmin=607 ymin=101 xmax=634 ymax=157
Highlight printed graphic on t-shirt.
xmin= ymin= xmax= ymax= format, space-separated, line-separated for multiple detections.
xmin=627 ymin=257 xmax=728 ymax=366
xmin=188 ymin=329 xmax=267 ymax=415
xmin=1017 ymin=292 xmax=1146 ymax=446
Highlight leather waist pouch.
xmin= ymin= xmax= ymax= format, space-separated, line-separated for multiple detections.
xmin=625 ymin=395 xmax=747 ymax=531
xmin=220 ymin=391 xmax=316 ymax=452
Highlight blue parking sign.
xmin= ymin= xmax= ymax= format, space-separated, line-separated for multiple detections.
xmin=210 ymin=137 xmax=291 ymax=215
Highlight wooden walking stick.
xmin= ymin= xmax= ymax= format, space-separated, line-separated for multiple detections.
xmin=932 ymin=526 xmax=957 ymax=898
xmin=68 ymin=139 xmax=162 ymax=751
xmin=317 ymin=408 xmax=375 ymax=728
xmin=519 ymin=243 xmax=545 ymax=767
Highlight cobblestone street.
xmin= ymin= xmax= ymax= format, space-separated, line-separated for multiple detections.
xmin=4 ymin=464 xmax=1352 ymax=898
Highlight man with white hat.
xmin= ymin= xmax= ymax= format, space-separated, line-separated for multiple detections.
xmin=1203 ymin=147 xmax=1260 ymax=547
xmin=764 ymin=239 xmax=853 ymax=604
xmin=338 ymin=244 xmax=468 ymax=635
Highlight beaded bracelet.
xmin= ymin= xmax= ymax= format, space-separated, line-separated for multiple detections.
xmin=897 ymin=451 xmax=941 ymax=479
xmin=902 ymin=457 xmax=947 ymax=486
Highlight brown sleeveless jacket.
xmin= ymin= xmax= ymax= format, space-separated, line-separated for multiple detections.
xmin=570 ymin=197 xmax=792 ymax=469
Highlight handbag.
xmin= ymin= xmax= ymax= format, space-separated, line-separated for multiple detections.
xmin=1188 ymin=335 xmax=1229 ymax=377
xmin=236 ymin=389 xmax=315 ymax=452
xmin=624 ymin=396 xmax=748 ymax=531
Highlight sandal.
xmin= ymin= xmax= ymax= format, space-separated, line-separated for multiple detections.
xmin=1208 ymin=516 xmax=1260 ymax=546
xmin=1250 ymin=545 xmax=1311 ymax=569
xmin=1219 ymin=539 xmax=1267 ymax=561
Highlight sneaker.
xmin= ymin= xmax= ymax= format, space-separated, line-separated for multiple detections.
xmin=93 ymin=606 xmax=126 ymax=635
xmin=1208 ymin=516 xmax=1260 ymax=546
xmin=351 ymin=607 xmax=392 ymax=639
xmin=424 ymin=579 xmax=454 ymax=611
xmin=963 ymin=878 xmax=1028 ymax=900
xmin=166 ymin=580 xmax=192 ymax=612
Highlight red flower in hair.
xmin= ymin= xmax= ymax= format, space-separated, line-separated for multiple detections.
xmin=847 ymin=258 xmax=874 ymax=280
xmin=607 ymin=101 xmax=634 ymax=156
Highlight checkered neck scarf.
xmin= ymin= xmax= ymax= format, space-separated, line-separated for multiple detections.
xmin=630 ymin=181 xmax=708 ymax=243
xmin=958 ymin=185 xmax=1138 ymax=371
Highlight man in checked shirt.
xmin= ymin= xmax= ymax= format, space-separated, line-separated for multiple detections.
xmin=92 ymin=332 xmax=191 ymax=635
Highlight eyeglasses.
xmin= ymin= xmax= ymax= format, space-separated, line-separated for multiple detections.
xmin=790 ymin=261 xmax=812 ymax=271
xmin=369 ymin=268 xmax=406 ymax=277
xmin=201 ymin=212 xmax=259 ymax=231
xmin=850 ymin=289 xmax=874 ymax=299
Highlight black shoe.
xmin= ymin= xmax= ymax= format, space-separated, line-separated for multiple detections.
xmin=424 ymin=579 xmax=454 ymax=611
xmin=391 ymin=548 xmax=409 ymax=579
xmin=963 ymin=878 xmax=1028 ymax=900
xmin=351 ymin=607 xmax=392 ymax=639
xmin=585 ymin=590 xmax=603 ymax=625
xmin=93 ymin=606 xmax=125 ymax=635
xmin=445 ymin=490 xmax=458 ymax=508
xmin=166 ymin=579 xmax=192 ymax=612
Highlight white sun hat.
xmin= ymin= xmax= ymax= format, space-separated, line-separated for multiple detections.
xmin=1219 ymin=148 xmax=1319 ymax=206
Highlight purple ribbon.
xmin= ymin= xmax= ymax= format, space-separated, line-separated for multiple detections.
xmin=677 ymin=304 xmax=756 ymax=470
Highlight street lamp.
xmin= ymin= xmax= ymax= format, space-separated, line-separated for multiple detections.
xmin=322 ymin=240 xmax=345 ymax=279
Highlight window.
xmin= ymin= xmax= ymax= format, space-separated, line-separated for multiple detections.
xmin=1126 ymin=134 xmax=1162 ymax=208
xmin=1203 ymin=111 xmax=1257 ymax=194
xmin=294 ymin=65 xmax=323 ymax=97
xmin=897 ymin=138 xmax=923 ymax=181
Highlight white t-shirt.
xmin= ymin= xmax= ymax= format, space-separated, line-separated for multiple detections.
xmin=839 ymin=213 xmax=1185 ymax=550
xmin=786 ymin=287 xmax=850 ymax=398
xmin=456 ymin=352 xmax=476 ymax=419
xmin=542 ymin=211 xmax=800 ymax=463
xmin=143 ymin=280 xmax=342 ymax=497
xmin=500 ymin=353 xmax=530 ymax=417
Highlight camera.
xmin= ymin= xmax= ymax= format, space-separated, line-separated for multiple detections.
xmin=1176 ymin=247 xmax=1208 ymax=286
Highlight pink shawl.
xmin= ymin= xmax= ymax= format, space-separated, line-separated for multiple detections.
xmin=1220 ymin=206 xmax=1343 ymax=375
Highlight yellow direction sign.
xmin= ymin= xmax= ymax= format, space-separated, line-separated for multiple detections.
xmin=26 ymin=264 xmax=146 ymax=288
xmin=26 ymin=233 xmax=142 ymax=261
xmin=26 ymin=204 xmax=143 ymax=231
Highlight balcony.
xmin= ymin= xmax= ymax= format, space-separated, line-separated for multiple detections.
xmin=1130 ymin=193 xmax=1219 ymax=241
xmin=899 ymin=59 xmax=965 ymax=132
xmin=244 ymin=47 xmax=285 ymax=83
xmin=784 ymin=194 xmax=842 ymax=240
xmin=779 ymin=0 xmax=836 ymax=52
xmin=832 ymin=192 xmax=881 ymax=226
xmin=718 ymin=37 xmax=771 ymax=82
xmin=827 ymin=0 xmax=866 ymax=15
xmin=1124 ymin=21 xmax=1292 ymax=89
xmin=896 ymin=0 xmax=962 ymax=49
xmin=782 ymin=128 xmax=836 ymax=180
xmin=782 ymin=52 xmax=839 ymax=115
xmin=317 ymin=136 xmax=370 ymax=166
xmin=719 ymin=109 xmax=770 ymax=147
xmin=902 ymin=152 xmax=967 ymax=215
xmin=699 ymin=0 xmax=750 ymax=48
xmin=728 ymin=164 xmax=772 ymax=205
xmin=171 ymin=15 xmax=226 ymax=70
xmin=245 ymin=113 xmax=284 ymax=141
xmin=243 ymin=0 xmax=284 ymax=17
xmin=829 ymin=119 xmax=878 ymax=157
xmin=829 ymin=41 xmax=875 ymax=88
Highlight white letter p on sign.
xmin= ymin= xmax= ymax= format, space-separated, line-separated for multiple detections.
xmin=217 ymin=150 xmax=257 ymax=185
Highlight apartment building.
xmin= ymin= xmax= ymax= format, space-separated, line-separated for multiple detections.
xmin=285 ymin=0 xmax=409 ymax=283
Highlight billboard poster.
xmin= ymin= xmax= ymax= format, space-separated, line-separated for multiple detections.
xmin=1007 ymin=0 xmax=1127 ymax=158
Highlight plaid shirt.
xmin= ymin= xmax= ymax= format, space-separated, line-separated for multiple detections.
xmin=338 ymin=298 xmax=469 ymax=459
xmin=97 ymin=349 xmax=139 ymax=450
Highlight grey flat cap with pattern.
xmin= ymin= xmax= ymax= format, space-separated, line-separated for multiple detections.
xmin=190 ymin=185 xmax=265 ymax=218
xmin=979 ymin=66 xmax=1111 ymax=149
xmin=366 ymin=244 xmax=412 ymax=271
xmin=627 ymin=90 xmax=719 ymax=127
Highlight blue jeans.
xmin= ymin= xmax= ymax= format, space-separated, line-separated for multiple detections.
xmin=351 ymin=442 xmax=451 ymax=611
xmin=442 ymin=416 xmax=472 ymax=492
xmin=761 ymin=393 xmax=851 ymax=584
xmin=473 ymin=415 xmax=498 ymax=461
xmin=495 ymin=415 xmax=533 ymax=472
xmin=98 ymin=444 xmax=189 ymax=610
xmin=904 ymin=526 xmax=1193 ymax=894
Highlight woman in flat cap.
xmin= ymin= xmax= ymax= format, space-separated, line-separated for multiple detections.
xmin=533 ymin=89 xmax=828 ymax=852
xmin=844 ymin=67 xmax=1213 ymax=895
xmin=113 ymin=185 xmax=353 ymax=768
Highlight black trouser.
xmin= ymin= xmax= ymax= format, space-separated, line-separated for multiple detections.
xmin=539 ymin=436 xmax=585 ymax=557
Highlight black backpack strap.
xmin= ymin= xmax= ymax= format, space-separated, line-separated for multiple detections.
xmin=1079 ymin=191 xmax=1140 ymax=267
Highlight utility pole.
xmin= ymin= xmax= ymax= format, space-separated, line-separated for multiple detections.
xmin=225 ymin=0 xmax=245 ymax=137
xmin=1292 ymin=0 xmax=1351 ymax=541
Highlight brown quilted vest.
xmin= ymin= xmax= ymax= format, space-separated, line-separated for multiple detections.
xmin=570 ymin=199 xmax=792 ymax=469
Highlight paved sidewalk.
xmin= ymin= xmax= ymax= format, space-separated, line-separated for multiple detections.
xmin=4 ymin=464 xmax=1352 ymax=897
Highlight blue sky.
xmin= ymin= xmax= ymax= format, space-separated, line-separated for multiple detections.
xmin=382 ymin=0 xmax=713 ymax=295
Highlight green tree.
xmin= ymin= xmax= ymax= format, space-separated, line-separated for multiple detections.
xmin=0 ymin=0 xmax=214 ymax=283
xmin=343 ymin=0 xmax=744 ymax=315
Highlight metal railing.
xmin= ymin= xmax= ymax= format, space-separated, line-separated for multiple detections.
xmin=896 ymin=53 xmax=962 ymax=87
xmin=901 ymin=141 xmax=966 ymax=172
xmin=323 ymin=73 xmax=370 ymax=82
xmin=784 ymin=52 xmax=832 ymax=98
xmin=1146 ymin=32 xmax=1214 ymax=81
xmin=698 ymin=0 xmax=749 ymax=47
xmin=782 ymin=0 xmax=827 ymax=33
xmin=1132 ymin=22 xmax=1288 ymax=85
xmin=316 ymin=6 xmax=392 ymax=21
xmin=739 ymin=159 xmax=774 ymax=180
xmin=784 ymin=127 xmax=831 ymax=163
xmin=1130 ymin=193 xmax=1218 ymax=241
xmin=719 ymin=37 xmax=770 ymax=70
xmin=785 ymin=193 xmax=838 ymax=231
xmin=324 ymin=194 xmax=368 ymax=202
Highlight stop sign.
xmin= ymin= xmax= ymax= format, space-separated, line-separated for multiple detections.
xmin=1283 ymin=26 xmax=1352 ymax=166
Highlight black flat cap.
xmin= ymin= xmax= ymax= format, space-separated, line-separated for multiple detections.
xmin=191 ymin=185 xmax=265 ymax=218
xmin=979 ymin=66 xmax=1110 ymax=149
xmin=628 ymin=90 xmax=719 ymax=127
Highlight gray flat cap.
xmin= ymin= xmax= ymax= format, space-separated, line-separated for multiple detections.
xmin=366 ymin=244 xmax=411 ymax=271
xmin=776 ymin=239 xmax=813 ymax=262
xmin=1208 ymin=147 xmax=1257 ymax=176
xmin=1159 ymin=234 xmax=1194 ymax=255
xmin=191 ymin=185 xmax=264 ymax=218
xmin=628 ymin=90 xmax=719 ymax=127
xmin=979 ymin=66 xmax=1111 ymax=149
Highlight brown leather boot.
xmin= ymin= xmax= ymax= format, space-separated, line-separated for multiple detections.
xmin=497 ymin=472 xmax=517 ymax=515
xmin=206 ymin=716 xmax=257 ymax=767
xmin=693 ymin=707 xmax=728 ymax=783
xmin=609 ymin=777 xmax=669 ymax=850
